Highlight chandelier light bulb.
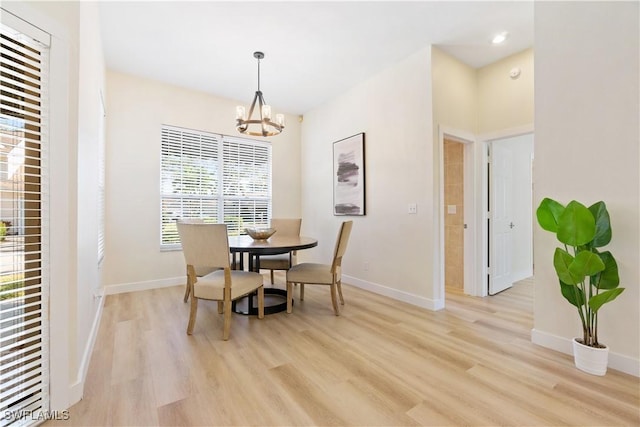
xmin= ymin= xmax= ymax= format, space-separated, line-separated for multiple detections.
xmin=261 ymin=105 xmax=272 ymax=120
xmin=236 ymin=106 xmax=246 ymax=120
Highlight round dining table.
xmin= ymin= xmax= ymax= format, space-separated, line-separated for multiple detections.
xmin=227 ymin=235 xmax=318 ymax=315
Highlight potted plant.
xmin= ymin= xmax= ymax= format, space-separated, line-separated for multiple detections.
xmin=536 ymin=198 xmax=624 ymax=375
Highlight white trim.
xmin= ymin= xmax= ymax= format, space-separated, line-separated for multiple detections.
xmin=531 ymin=329 xmax=640 ymax=377
xmin=104 ymin=276 xmax=184 ymax=295
xmin=1 ymin=6 xmax=51 ymax=46
xmin=69 ymin=293 xmax=105 ymax=405
xmin=48 ymin=33 xmax=72 ymax=412
xmin=343 ymin=275 xmax=444 ymax=311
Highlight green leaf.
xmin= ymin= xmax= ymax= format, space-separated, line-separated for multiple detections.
xmin=557 ymin=201 xmax=596 ymax=246
xmin=554 ymin=248 xmax=581 ymax=285
xmin=536 ymin=198 xmax=565 ymax=233
xmin=588 ymin=288 xmax=625 ymax=312
xmin=591 ymin=251 xmax=620 ymax=289
xmin=589 ymin=201 xmax=612 ymax=247
xmin=560 ymin=279 xmax=585 ymax=308
xmin=569 ymin=250 xmax=605 ymax=279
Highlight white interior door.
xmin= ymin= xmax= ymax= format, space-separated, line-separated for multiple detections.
xmin=489 ymin=141 xmax=514 ymax=294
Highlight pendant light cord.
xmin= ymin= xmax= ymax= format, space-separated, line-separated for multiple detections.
xmin=257 ymin=56 xmax=261 ymax=92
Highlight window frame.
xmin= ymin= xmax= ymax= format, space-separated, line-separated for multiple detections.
xmin=160 ymin=125 xmax=272 ymax=250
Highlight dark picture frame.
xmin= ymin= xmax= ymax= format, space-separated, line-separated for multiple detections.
xmin=333 ymin=132 xmax=365 ymax=216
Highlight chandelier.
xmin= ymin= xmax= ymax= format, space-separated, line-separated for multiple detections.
xmin=236 ymin=51 xmax=285 ymax=137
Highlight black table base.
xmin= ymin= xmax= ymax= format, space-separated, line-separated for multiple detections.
xmin=232 ymin=288 xmax=292 ymax=315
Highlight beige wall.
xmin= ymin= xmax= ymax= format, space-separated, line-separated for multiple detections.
xmin=301 ymin=48 xmax=439 ymax=307
xmin=76 ymin=0 xmax=105 ymax=397
xmin=477 ymin=48 xmax=534 ymax=135
xmin=533 ymin=1 xmax=639 ymax=373
xmin=431 ymin=48 xmax=478 ymax=297
xmin=432 ymin=46 xmax=534 ymax=137
xmin=431 ymin=47 xmax=478 ymax=134
xmin=103 ymin=72 xmax=302 ymax=288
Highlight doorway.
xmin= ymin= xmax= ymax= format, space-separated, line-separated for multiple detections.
xmin=443 ymin=139 xmax=465 ymax=291
xmin=486 ymin=133 xmax=534 ymax=295
xmin=438 ymin=127 xmax=478 ymax=305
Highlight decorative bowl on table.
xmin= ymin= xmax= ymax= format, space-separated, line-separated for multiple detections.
xmin=245 ymin=227 xmax=276 ymax=240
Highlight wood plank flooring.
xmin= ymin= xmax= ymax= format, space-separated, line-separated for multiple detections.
xmin=46 ymin=275 xmax=639 ymax=426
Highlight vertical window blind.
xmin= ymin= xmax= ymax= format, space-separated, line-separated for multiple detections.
xmin=0 ymin=17 xmax=50 ymax=427
xmin=97 ymin=92 xmax=106 ymax=265
xmin=160 ymin=125 xmax=271 ymax=248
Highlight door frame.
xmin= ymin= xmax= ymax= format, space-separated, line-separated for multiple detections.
xmin=438 ymin=126 xmax=479 ymax=300
xmin=479 ymin=125 xmax=534 ymax=297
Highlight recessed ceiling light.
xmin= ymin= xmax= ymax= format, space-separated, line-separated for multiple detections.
xmin=492 ymin=32 xmax=509 ymax=44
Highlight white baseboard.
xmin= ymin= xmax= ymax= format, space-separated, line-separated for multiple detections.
xmin=531 ymin=328 xmax=639 ymax=377
xmin=68 ymin=292 xmax=105 ymax=405
xmin=104 ymin=276 xmax=184 ymax=295
xmin=343 ymin=274 xmax=444 ymax=311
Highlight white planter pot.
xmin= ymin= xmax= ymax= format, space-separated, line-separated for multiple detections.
xmin=572 ymin=338 xmax=609 ymax=376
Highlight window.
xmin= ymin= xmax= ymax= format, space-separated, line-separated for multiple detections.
xmin=160 ymin=125 xmax=271 ymax=248
xmin=1 ymin=17 xmax=50 ymax=426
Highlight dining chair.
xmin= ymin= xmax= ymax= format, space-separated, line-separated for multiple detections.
xmin=259 ymin=218 xmax=302 ymax=284
xmin=177 ymin=222 xmax=264 ymax=340
xmin=177 ymin=218 xmax=218 ymax=302
xmin=286 ymin=220 xmax=353 ymax=315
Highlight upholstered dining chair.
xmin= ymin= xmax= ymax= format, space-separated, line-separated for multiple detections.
xmin=177 ymin=222 xmax=264 ymax=340
xmin=259 ymin=218 xmax=302 ymax=284
xmin=177 ymin=218 xmax=218 ymax=303
xmin=286 ymin=220 xmax=353 ymax=315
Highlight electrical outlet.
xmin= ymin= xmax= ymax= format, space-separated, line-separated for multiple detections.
xmin=364 ymin=262 xmax=370 ymax=271
xmin=408 ymin=203 xmax=417 ymax=214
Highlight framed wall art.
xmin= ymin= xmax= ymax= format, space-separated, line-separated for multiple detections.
xmin=333 ymin=132 xmax=365 ymax=216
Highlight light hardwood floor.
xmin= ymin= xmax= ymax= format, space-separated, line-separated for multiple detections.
xmin=47 ymin=275 xmax=639 ymax=426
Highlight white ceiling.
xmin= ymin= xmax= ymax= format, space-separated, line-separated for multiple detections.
xmin=99 ymin=1 xmax=533 ymax=115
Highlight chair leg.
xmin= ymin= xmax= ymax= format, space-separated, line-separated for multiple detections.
xmin=286 ymin=281 xmax=293 ymax=313
xmin=187 ymin=296 xmax=198 ymax=335
xmin=300 ymin=283 xmax=305 ymax=301
xmin=270 ymin=270 xmax=275 ymax=285
xmin=330 ymin=283 xmax=340 ymax=316
xmin=183 ymin=276 xmax=191 ymax=303
xmin=222 ymin=299 xmax=232 ymax=340
xmin=337 ymin=280 xmax=345 ymax=305
xmin=217 ymin=301 xmax=224 ymax=314
xmin=257 ymin=286 xmax=265 ymax=319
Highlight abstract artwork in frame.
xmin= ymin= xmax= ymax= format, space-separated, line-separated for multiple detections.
xmin=333 ymin=132 xmax=365 ymax=216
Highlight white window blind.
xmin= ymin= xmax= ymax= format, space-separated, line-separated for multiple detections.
xmin=97 ymin=92 xmax=106 ymax=265
xmin=0 ymin=17 xmax=50 ymax=427
xmin=160 ymin=125 xmax=271 ymax=248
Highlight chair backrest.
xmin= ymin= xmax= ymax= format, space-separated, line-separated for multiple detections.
xmin=270 ymin=218 xmax=302 ymax=237
xmin=177 ymin=222 xmax=231 ymax=270
xmin=178 ymin=218 xmax=205 ymax=224
xmin=331 ymin=221 xmax=353 ymax=272
xmin=177 ymin=219 xmax=219 ymax=276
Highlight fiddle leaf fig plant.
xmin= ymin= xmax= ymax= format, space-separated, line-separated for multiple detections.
xmin=536 ymin=198 xmax=624 ymax=348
